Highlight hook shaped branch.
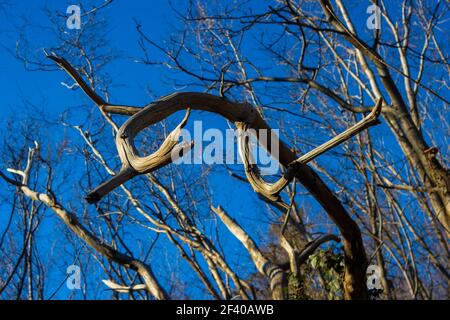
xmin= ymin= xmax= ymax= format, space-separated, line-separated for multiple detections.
xmin=86 ymin=109 xmax=192 ymax=204
xmin=236 ymin=99 xmax=383 ymax=207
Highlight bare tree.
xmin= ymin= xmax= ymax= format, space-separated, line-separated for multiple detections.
xmin=1 ymin=0 xmax=448 ymax=300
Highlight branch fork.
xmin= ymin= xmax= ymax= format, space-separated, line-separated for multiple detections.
xmin=237 ymin=99 xmax=382 ymax=207
xmin=87 ymin=109 xmax=193 ymax=203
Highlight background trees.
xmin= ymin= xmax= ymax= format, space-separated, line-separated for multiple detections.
xmin=0 ymin=0 xmax=448 ymax=299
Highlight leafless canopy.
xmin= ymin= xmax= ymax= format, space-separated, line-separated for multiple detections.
xmin=1 ymin=0 xmax=449 ymax=300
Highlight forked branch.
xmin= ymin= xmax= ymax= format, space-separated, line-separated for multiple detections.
xmin=47 ymin=53 xmax=373 ymax=299
xmin=236 ymin=99 xmax=382 ymax=206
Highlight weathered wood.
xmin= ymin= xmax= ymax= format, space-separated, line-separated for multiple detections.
xmin=236 ymin=99 xmax=382 ymax=207
xmin=1 ymin=143 xmax=168 ymax=300
xmin=87 ymin=109 xmax=193 ymax=203
xmin=47 ymin=53 xmax=373 ymax=299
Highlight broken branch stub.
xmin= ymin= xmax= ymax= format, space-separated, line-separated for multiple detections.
xmin=47 ymin=53 xmax=377 ymax=299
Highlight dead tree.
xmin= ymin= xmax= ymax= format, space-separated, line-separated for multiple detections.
xmin=7 ymin=52 xmax=380 ymax=299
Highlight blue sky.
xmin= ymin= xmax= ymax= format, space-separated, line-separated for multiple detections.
xmin=0 ymin=0 xmax=447 ymax=299
xmin=0 ymin=0 xmax=278 ymax=299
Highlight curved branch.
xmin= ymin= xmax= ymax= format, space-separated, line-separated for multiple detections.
xmin=48 ymin=53 xmax=370 ymax=299
xmin=236 ymin=122 xmax=292 ymax=204
xmin=86 ymin=109 xmax=193 ymax=203
xmin=235 ymin=99 xmax=382 ymax=206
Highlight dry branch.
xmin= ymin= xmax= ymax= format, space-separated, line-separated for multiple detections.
xmin=236 ymin=99 xmax=382 ymax=206
xmin=47 ymin=53 xmax=373 ymax=299
xmin=87 ymin=109 xmax=193 ymax=203
xmin=0 ymin=144 xmax=168 ymax=300
xmin=212 ymin=206 xmax=287 ymax=299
